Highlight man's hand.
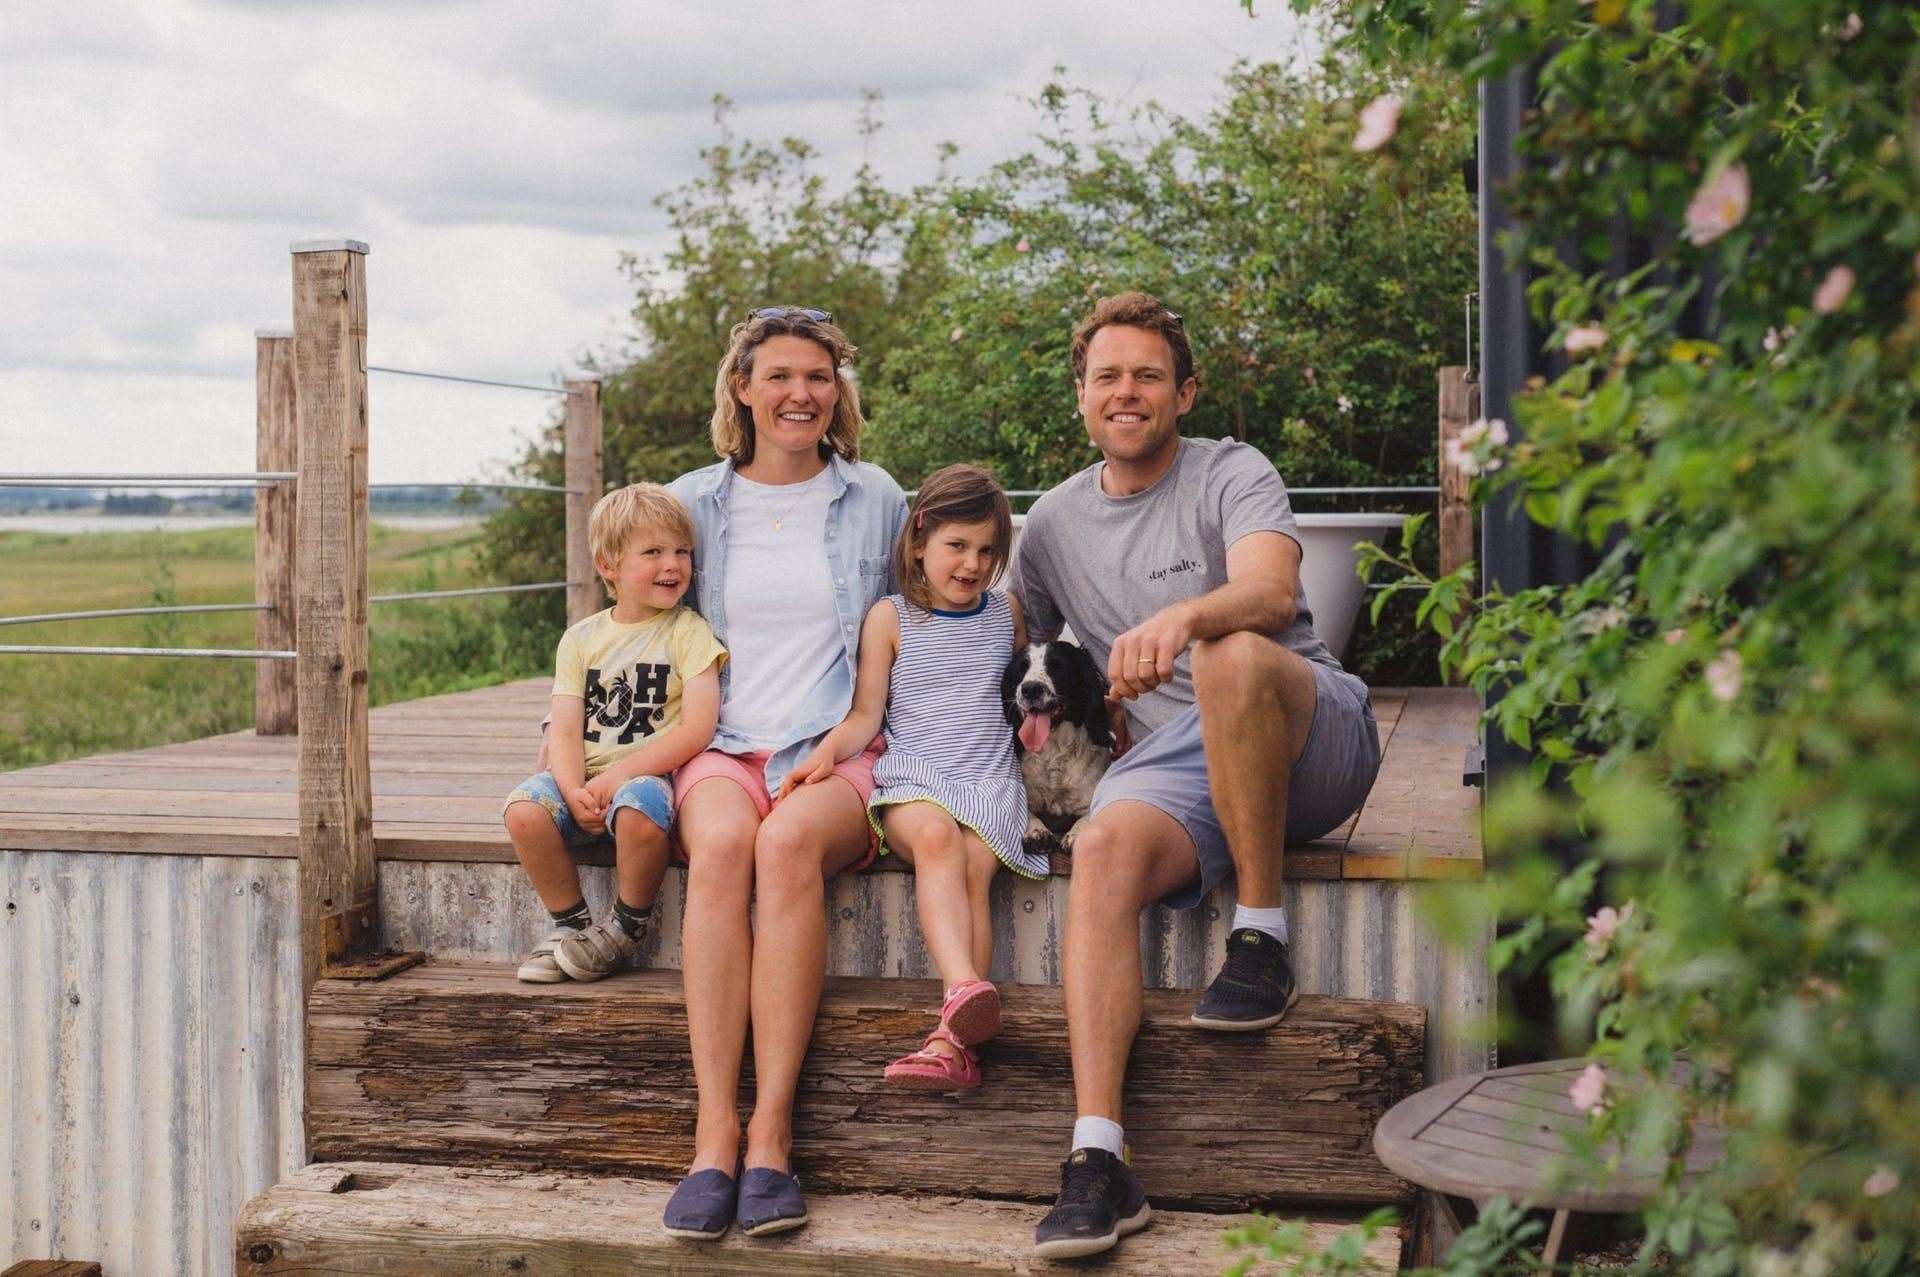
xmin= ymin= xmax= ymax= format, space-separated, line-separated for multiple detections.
xmin=565 ymin=785 xmax=606 ymax=835
xmin=1106 ymin=698 xmax=1132 ymax=759
xmin=1107 ymin=604 xmax=1196 ymax=700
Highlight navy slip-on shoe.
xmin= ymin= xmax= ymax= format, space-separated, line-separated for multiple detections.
xmin=736 ymin=1166 xmax=809 ymax=1237
xmin=662 ymin=1167 xmax=739 ymax=1240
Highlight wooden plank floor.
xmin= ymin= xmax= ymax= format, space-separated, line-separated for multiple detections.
xmin=0 ymin=679 xmax=1480 ymax=880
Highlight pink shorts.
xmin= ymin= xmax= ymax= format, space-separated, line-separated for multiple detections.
xmin=672 ymin=734 xmax=887 ymax=867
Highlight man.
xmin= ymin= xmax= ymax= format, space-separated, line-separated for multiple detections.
xmin=1014 ymin=292 xmax=1382 ymax=1261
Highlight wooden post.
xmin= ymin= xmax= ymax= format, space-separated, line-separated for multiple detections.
xmin=564 ymin=379 xmax=604 ymax=624
xmin=290 ymin=239 xmax=375 ymax=999
xmin=253 ymin=329 xmax=298 ymax=735
xmin=1437 ymin=366 xmax=1479 ymax=581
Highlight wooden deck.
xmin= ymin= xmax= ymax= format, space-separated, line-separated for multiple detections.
xmin=0 ymin=679 xmax=1480 ymax=881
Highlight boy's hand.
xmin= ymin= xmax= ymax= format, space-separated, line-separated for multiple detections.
xmin=583 ymin=773 xmax=621 ymax=810
xmin=565 ymin=786 xmax=606 ymax=835
xmin=775 ymin=746 xmax=837 ymax=801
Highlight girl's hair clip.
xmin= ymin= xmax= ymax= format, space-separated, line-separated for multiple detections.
xmin=914 ymin=511 xmax=924 ymax=530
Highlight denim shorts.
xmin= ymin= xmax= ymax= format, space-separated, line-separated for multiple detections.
xmin=504 ymin=770 xmax=673 ymax=844
xmin=1089 ymin=661 xmax=1382 ymax=910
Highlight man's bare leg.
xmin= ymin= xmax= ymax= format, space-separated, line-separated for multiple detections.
xmin=1035 ymin=799 xmax=1196 ymax=1260
xmin=1062 ymin=801 xmax=1203 ymax=1122
xmin=1190 ymin=632 xmax=1317 ymax=907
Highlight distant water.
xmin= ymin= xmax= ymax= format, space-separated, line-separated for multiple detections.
xmin=0 ymin=514 xmax=485 ymax=534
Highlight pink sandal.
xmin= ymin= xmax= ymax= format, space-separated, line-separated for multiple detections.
xmin=940 ymin=978 xmax=1003 ymax=1047
xmin=883 ymin=1026 xmax=981 ymax=1091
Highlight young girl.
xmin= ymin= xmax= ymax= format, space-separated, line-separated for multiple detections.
xmin=779 ymin=463 xmax=1043 ymax=1090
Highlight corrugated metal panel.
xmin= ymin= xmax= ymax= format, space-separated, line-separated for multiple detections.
xmin=2 ymin=851 xmax=303 ymax=1277
xmin=3 ymin=850 xmax=1487 ymax=1277
xmin=378 ymin=863 xmax=1492 ymax=1082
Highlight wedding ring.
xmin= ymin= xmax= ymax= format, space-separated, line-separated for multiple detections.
xmin=1137 ymin=658 xmax=1155 ymax=665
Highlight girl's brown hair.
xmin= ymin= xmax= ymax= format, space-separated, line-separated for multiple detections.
xmin=893 ymin=464 xmax=1014 ymax=615
xmin=709 ymin=309 xmax=864 ymax=465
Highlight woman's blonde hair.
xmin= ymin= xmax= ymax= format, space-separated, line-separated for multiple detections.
xmin=893 ymin=464 xmax=1014 ymax=616
xmin=710 ymin=309 xmax=864 ymax=465
xmin=588 ymin=483 xmax=695 ymax=601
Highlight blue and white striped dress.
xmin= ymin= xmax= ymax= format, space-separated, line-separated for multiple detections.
xmin=867 ymin=591 xmax=1046 ymax=879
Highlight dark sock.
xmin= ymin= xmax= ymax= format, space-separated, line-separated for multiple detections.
xmin=613 ymin=898 xmax=653 ymax=940
xmin=549 ymin=900 xmax=591 ymax=931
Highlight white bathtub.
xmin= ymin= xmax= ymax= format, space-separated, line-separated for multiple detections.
xmin=1292 ymin=513 xmax=1408 ymax=662
xmin=1008 ymin=511 xmax=1405 ymax=664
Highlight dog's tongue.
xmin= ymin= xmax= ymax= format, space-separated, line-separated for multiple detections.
xmin=1019 ymin=711 xmax=1053 ymax=753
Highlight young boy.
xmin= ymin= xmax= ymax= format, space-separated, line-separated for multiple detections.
xmin=503 ymin=483 xmax=725 ymax=983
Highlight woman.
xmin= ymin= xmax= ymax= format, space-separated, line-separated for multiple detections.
xmin=659 ymin=307 xmax=906 ymax=1239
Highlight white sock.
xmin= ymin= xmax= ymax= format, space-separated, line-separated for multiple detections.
xmin=1070 ymin=1115 xmax=1125 ymax=1159
xmin=1233 ymin=904 xmax=1289 ymax=945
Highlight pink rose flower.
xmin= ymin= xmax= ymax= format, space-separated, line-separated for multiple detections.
xmin=1564 ymin=325 xmax=1609 ymax=355
xmin=1706 ymin=650 xmax=1744 ymax=702
xmin=1014 ymin=238 xmax=1031 ymax=254
xmin=1569 ymin=1063 xmax=1609 ymax=1115
xmin=1584 ymin=902 xmax=1633 ymax=955
xmin=1684 ymin=165 xmax=1750 ymax=246
xmin=1813 ymin=265 xmax=1856 ymax=315
xmin=1352 ymin=93 xmax=1403 ymax=153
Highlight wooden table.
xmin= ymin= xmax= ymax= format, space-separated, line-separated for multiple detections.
xmin=1373 ymin=1059 xmax=1724 ymax=1269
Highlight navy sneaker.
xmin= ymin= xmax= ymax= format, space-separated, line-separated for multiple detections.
xmin=1033 ymin=1147 xmax=1152 ymax=1260
xmin=737 ymin=1166 xmax=809 ymax=1237
xmin=1191 ymin=927 xmax=1300 ymax=1031
xmin=662 ymin=1166 xmax=738 ymax=1240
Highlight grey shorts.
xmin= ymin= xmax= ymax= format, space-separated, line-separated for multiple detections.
xmin=1088 ymin=661 xmax=1382 ymax=909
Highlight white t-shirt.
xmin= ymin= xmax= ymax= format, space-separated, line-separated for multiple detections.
xmin=719 ymin=468 xmax=844 ymax=749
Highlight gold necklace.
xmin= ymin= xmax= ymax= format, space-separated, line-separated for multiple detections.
xmin=763 ymin=483 xmax=809 ymax=531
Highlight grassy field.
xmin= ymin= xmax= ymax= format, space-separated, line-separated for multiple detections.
xmin=0 ymin=523 xmax=557 ymax=771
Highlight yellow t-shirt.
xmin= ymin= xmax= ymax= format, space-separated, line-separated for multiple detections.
xmin=553 ymin=606 xmax=727 ymax=778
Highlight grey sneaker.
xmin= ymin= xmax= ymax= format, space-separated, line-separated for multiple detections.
xmin=516 ymin=926 xmax=578 ymax=983
xmin=553 ymin=918 xmax=640 ymax=982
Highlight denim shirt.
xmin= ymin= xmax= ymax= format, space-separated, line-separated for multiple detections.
xmin=669 ymin=453 xmax=906 ymax=793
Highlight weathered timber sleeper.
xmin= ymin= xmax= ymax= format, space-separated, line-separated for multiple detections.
xmin=235 ymin=1162 xmax=1405 ymax=1275
xmin=306 ymin=962 xmax=1425 ymax=1212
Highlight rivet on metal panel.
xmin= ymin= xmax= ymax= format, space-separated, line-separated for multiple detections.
xmin=1023 ymin=899 xmax=1035 ymax=913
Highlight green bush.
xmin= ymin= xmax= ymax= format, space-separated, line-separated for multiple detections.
xmin=483 ymin=66 xmax=1476 ymax=686
xmin=1333 ymin=0 xmax=1919 ymax=1270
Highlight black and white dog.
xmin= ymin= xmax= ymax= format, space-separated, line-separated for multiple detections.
xmin=1002 ymin=640 xmax=1113 ymax=857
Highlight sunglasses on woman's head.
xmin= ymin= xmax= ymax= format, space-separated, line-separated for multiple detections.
xmin=749 ymin=307 xmax=833 ymax=324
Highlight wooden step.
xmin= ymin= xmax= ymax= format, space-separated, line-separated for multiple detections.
xmin=308 ymin=962 xmax=1425 ymax=1211
xmin=236 ymin=1161 xmax=1404 ymax=1275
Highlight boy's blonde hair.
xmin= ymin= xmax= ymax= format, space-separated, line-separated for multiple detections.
xmin=589 ymin=483 xmax=696 ymax=601
xmin=894 ymin=464 xmax=1013 ymax=615
xmin=709 ymin=309 xmax=864 ymax=465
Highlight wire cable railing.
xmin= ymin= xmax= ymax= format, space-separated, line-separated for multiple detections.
xmin=0 ymin=644 xmax=297 ymax=660
xmin=0 ymin=601 xmax=274 ymax=628
xmin=368 ymin=365 xmax=575 ymax=396
xmin=0 ymin=472 xmax=296 ymax=488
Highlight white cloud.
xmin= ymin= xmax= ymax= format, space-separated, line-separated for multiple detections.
xmin=2 ymin=0 xmax=1308 ymax=484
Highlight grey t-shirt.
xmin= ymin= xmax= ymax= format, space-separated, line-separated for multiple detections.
xmin=1011 ymin=435 xmax=1338 ymax=738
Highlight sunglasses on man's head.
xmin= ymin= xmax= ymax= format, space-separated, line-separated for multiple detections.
xmin=749 ymin=307 xmax=834 ymax=324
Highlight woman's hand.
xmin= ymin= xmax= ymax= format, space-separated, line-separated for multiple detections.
xmin=775 ymin=745 xmax=837 ymax=800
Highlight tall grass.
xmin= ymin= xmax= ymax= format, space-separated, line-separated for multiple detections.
xmin=0 ymin=523 xmax=559 ymax=771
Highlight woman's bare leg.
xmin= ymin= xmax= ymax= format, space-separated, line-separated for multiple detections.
xmin=742 ymin=779 xmax=870 ymax=1172
xmin=676 ymin=778 xmax=762 ymax=1176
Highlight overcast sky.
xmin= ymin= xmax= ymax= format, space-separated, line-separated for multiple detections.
xmin=1 ymin=1 xmax=1312 ymax=485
